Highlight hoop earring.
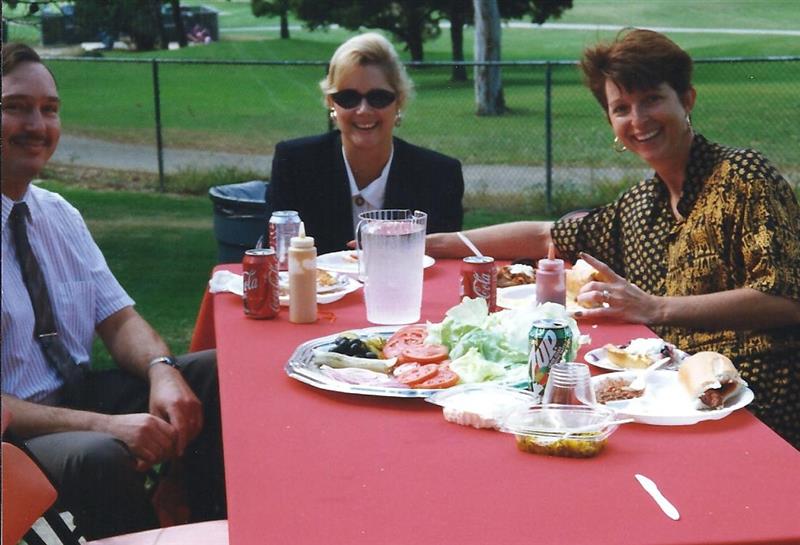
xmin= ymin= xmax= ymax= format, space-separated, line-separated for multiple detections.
xmin=394 ymin=112 xmax=402 ymax=127
xmin=613 ymin=136 xmax=627 ymax=153
xmin=686 ymin=114 xmax=693 ymax=132
xmin=329 ymin=108 xmax=337 ymax=122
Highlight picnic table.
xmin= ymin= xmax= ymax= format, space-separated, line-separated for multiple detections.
xmin=191 ymin=258 xmax=800 ymax=545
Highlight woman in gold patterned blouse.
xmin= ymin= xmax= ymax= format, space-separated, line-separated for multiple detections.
xmin=427 ymin=29 xmax=800 ymax=448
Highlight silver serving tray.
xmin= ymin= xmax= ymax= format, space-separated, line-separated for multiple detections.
xmin=285 ymin=326 xmax=439 ymax=398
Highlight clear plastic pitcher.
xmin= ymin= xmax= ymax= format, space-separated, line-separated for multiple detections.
xmin=356 ymin=209 xmax=427 ymax=325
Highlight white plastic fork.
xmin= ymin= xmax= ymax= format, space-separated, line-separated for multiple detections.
xmin=626 ymin=356 xmax=671 ymax=391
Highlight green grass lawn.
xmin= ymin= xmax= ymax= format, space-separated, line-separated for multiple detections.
xmin=35 ymin=0 xmax=799 ymax=177
xmin=44 ymin=56 xmax=799 ymax=172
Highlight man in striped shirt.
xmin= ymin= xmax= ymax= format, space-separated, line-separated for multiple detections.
xmin=1 ymin=44 xmax=226 ymax=539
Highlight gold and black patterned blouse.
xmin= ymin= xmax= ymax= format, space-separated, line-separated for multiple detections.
xmin=552 ymin=134 xmax=800 ymax=448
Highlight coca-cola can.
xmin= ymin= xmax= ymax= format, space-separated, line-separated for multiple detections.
xmin=268 ymin=210 xmax=301 ymax=271
xmin=460 ymin=256 xmax=497 ymax=311
xmin=242 ymin=248 xmax=280 ymax=319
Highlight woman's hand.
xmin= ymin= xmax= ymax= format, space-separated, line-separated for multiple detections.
xmin=573 ymin=252 xmax=663 ymax=324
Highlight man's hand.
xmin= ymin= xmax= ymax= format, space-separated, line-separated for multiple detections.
xmin=97 ymin=308 xmax=204 ymax=457
xmin=147 ymin=364 xmax=203 ymax=457
xmin=102 ymin=413 xmax=178 ymax=471
xmin=2 ymin=395 xmax=176 ymax=471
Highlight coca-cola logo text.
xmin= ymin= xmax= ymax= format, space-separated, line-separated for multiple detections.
xmin=471 ymin=272 xmax=493 ymax=298
xmin=243 ymin=270 xmax=258 ymax=292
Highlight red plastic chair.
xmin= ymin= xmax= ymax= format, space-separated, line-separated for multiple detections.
xmin=2 ymin=441 xmax=61 ymax=545
xmin=1 ymin=440 xmax=228 ymax=545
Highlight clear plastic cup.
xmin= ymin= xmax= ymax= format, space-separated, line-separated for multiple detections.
xmin=542 ymin=362 xmax=596 ymax=406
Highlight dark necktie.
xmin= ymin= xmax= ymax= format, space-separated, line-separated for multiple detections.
xmin=9 ymin=202 xmax=87 ymax=406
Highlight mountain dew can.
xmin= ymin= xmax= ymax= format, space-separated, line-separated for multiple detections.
xmin=528 ymin=319 xmax=572 ymax=390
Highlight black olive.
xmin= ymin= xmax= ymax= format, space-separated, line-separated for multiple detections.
xmin=363 ymin=351 xmax=378 ymax=359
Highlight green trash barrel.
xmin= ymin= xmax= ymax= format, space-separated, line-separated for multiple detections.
xmin=208 ymin=181 xmax=270 ymax=263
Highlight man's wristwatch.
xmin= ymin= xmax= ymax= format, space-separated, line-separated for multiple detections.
xmin=148 ymin=355 xmax=180 ymax=370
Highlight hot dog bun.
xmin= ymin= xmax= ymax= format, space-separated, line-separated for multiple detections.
xmin=566 ymin=259 xmax=599 ymax=307
xmin=678 ymin=351 xmax=746 ymax=409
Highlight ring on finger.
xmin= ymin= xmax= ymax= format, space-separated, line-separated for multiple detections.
xmin=601 ymin=289 xmax=611 ymax=308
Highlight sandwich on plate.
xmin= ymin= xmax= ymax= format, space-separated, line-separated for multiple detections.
xmin=566 ymin=259 xmax=599 ymax=307
xmin=678 ymin=351 xmax=747 ymax=410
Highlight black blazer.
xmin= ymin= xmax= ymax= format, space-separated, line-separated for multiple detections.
xmin=268 ymin=131 xmax=464 ymax=255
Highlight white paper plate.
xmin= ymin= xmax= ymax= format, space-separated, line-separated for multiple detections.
xmin=591 ymin=370 xmax=754 ymax=426
xmin=496 ymin=284 xmax=537 ymax=309
xmin=278 ymin=271 xmax=361 ymax=306
xmin=584 ymin=346 xmax=688 ymax=372
xmin=425 ymin=384 xmax=540 ymax=429
xmin=317 ymin=250 xmax=435 ymax=277
xmin=496 ymin=284 xmax=584 ymax=315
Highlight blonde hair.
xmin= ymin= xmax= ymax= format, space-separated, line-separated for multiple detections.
xmin=320 ymin=32 xmax=414 ymax=110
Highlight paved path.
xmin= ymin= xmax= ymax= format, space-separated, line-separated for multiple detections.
xmin=52 ymin=134 xmax=649 ymax=195
xmin=53 ymin=134 xmax=274 ymax=175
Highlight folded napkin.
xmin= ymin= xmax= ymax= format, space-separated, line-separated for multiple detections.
xmin=209 ymin=270 xmax=243 ymax=296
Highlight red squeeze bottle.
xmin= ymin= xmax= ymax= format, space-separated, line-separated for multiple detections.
xmin=535 ymin=243 xmax=566 ymax=306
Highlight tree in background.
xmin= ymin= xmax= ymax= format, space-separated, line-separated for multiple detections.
xmin=72 ymin=0 xmax=169 ymax=51
xmin=2 ymin=0 xmax=61 ymax=41
xmin=167 ymin=0 xmax=188 ymax=48
xmin=294 ymin=0 xmax=443 ymax=62
xmin=473 ymin=0 xmax=573 ymax=115
xmin=290 ymin=0 xmax=570 ymax=81
xmin=442 ymin=0 xmax=470 ymax=81
xmin=430 ymin=1 xmax=575 ymax=82
xmin=474 ymin=0 xmax=503 ymax=115
xmin=251 ymin=0 xmax=292 ymax=39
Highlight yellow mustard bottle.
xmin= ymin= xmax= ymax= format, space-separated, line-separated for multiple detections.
xmin=288 ymin=222 xmax=317 ymax=323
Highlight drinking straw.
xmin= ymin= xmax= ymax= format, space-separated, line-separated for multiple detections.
xmin=456 ymin=231 xmax=483 ymax=257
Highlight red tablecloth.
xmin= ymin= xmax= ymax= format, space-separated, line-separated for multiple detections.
xmin=192 ymin=259 xmax=800 ymax=545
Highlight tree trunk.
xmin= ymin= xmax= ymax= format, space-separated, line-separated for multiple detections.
xmin=405 ymin=7 xmax=425 ymax=62
xmin=280 ymin=9 xmax=290 ymax=39
xmin=449 ymin=1 xmax=467 ymax=82
xmin=170 ymin=0 xmax=188 ymax=48
xmin=473 ymin=0 xmax=505 ymax=115
xmin=155 ymin=0 xmax=169 ymax=49
xmin=407 ymin=33 xmax=424 ymax=62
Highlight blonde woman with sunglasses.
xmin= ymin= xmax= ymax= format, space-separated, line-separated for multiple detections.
xmin=269 ymin=32 xmax=464 ymax=255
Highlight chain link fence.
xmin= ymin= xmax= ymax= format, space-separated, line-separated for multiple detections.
xmin=45 ymin=56 xmax=799 ymax=214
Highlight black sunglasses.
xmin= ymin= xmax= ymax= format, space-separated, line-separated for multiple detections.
xmin=330 ymin=89 xmax=397 ymax=109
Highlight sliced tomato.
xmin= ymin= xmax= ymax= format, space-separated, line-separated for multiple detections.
xmin=400 ymin=344 xmax=449 ymax=364
xmin=392 ymin=362 xmax=420 ymax=377
xmin=415 ymin=369 xmax=460 ymax=389
xmin=383 ymin=325 xmax=428 ymax=358
xmin=396 ymin=364 xmax=440 ymax=386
